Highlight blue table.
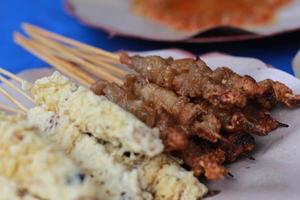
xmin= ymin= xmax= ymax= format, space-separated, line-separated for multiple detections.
xmin=1 ymin=0 xmax=300 ymax=75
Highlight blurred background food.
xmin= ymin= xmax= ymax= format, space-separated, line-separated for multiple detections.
xmin=132 ymin=0 xmax=291 ymax=31
xmin=67 ymin=0 xmax=300 ymax=42
xmin=1 ymin=0 xmax=299 ymax=75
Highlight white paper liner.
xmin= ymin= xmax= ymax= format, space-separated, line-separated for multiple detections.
xmin=1 ymin=49 xmax=300 ymax=199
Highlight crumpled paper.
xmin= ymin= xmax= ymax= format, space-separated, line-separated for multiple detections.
xmin=1 ymin=49 xmax=300 ymax=199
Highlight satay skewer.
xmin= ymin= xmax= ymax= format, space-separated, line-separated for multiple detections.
xmin=0 ymin=103 xmax=23 ymax=114
xmin=22 ymin=23 xmax=119 ymax=61
xmin=14 ymin=33 xmax=94 ymax=86
xmin=21 ymin=23 xmax=300 ymax=109
xmin=0 ymin=87 xmax=27 ymax=113
xmin=0 ymin=71 xmax=227 ymax=180
xmin=16 ymin=31 xmax=285 ymax=137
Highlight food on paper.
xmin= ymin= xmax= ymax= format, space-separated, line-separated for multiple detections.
xmin=27 ymin=72 xmax=208 ymax=200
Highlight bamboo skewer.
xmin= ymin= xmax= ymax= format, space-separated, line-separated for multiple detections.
xmin=0 ymin=103 xmax=24 ymax=114
xmin=14 ymin=33 xmax=95 ymax=86
xmin=0 ymin=69 xmax=30 ymax=114
xmin=0 ymin=87 xmax=27 ymax=113
xmin=24 ymin=32 xmax=120 ymax=83
xmin=24 ymin=28 xmax=127 ymax=80
xmin=0 ymin=68 xmax=27 ymax=84
xmin=23 ymin=23 xmax=120 ymax=61
xmin=0 ymin=74 xmax=34 ymax=102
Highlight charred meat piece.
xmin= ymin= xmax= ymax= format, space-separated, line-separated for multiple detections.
xmin=219 ymin=133 xmax=256 ymax=162
xmin=120 ymin=53 xmax=300 ymax=109
xmin=181 ymin=139 xmax=227 ymax=180
xmin=192 ymin=98 xmax=286 ymax=136
xmin=129 ymin=75 xmax=224 ymax=143
xmin=257 ymin=79 xmax=300 ymax=109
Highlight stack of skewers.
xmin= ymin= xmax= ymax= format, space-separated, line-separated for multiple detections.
xmin=91 ymin=52 xmax=298 ymax=180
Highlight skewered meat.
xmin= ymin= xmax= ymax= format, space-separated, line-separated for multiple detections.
xmin=120 ymin=53 xmax=300 ymax=109
xmin=120 ymin=53 xmax=247 ymax=108
xmin=219 ymin=133 xmax=256 ymax=162
xmin=90 ymin=75 xmax=262 ymax=180
xmin=91 ymin=79 xmax=256 ymax=179
xmin=181 ymin=139 xmax=226 ymax=180
xmin=127 ymin=75 xmax=224 ymax=143
xmin=196 ymin=100 xmax=288 ymax=136
xmin=91 ymin=79 xmax=189 ymax=151
xmin=92 ymin=75 xmax=286 ymax=142
xmin=257 ymin=79 xmax=300 ymax=109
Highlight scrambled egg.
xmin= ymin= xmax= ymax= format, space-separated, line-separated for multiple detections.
xmin=0 ymin=113 xmax=99 ymax=200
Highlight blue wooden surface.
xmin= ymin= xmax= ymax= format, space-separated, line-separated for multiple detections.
xmin=1 ymin=0 xmax=300 ymax=75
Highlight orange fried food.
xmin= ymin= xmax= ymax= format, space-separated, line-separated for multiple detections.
xmin=133 ymin=0 xmax=291 ymax=31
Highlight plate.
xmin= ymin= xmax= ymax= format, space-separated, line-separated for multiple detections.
xmin=66 ymin=0 xmax=300 ymax=42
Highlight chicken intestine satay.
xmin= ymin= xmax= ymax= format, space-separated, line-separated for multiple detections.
xmin=0 ymin=113 xmax=99 ymax=200
xmin=30 ymin=71 xmax=163 ymax=158
xmin=120 ymin=53 xmax=300 ymax=109
xmin=120 ymin=53 xmax=247 ymax=108
xmin=91 ymin=79 xmax=189 ymax=151
xmin=130 ymin=76 xmax=223 ymax=143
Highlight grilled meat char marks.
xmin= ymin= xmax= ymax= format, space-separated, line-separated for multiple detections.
xmin=91 ymin=77 xmax=257 ymax=180
xmin=120 ymin=53 xmax=247 ymax=109
xmin=91 ymin=79 xmax=189 ymax=151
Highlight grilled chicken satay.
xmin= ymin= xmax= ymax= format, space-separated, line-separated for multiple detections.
xmin=126 ymin=75 xmax=223 ymax=143
xmin=191 ymin=99 xmax=288 ymax=136
xmin=209 ymin=68 xmax=300 ymax=109
xmin=128 ymin=75 xmax=285 ymax=139
xmin=120 ymin=53 xmax=300 ymax=109
xmin=91 ymin=80 xmax=226 ymax=180
xmin=93 ymin=75 xmax=285 ymax=141
xmin=219 ymin=133 xmax=256 ymax=162
xmin=0 ymin=113 xmax=99 ymax=200
xmin=120 ymin=53 xmax=247 ymax=108
xmin=257 ymin=79 xmax=300 ymax=109
xmin=180 ymin=139 xmax=227 ymax=180
xmin=182 ymin=133 xmax=256 ymax=179
xmin=91 ymin=79 xmax=189 ymax=151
